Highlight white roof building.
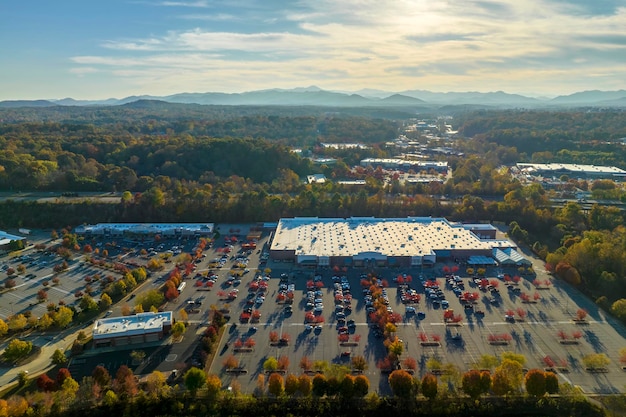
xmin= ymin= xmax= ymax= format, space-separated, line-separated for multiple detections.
xmin=270 ymin=217 xmax=515 ymax=266
xmin=517 ymin=163 xmax=626 ymax=179
xmin=92 ymin=311 xmax=173 ymax=346
xmin=75 ymin=223 xmax=214 ymax=236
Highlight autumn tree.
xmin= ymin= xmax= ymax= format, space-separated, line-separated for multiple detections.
xmin=421 ymin=373 xmax=438 ymax=399
xmin=112 ymin=365 xmax=138 ymax=399
xmin=312 ymin=374 xmax=327 ymax=397
xmin=524 ymin=369 xmax=547 ymax=397
xmin=277 ymin=355 xmax=290 ymax=370
xmin=268 ymin=373 xmax=284 ymax=397
xmin=92 ymin=365 xmax=111 ymax=388
xmin=8 ymin=314 xmax=27 ymax=332
xmin=54 ymin=306 xmax=74 ymax=328
xmin=388 ymin=369 xmax=415 ymax=398
xmin=206 ymin=374 xmax=222 ymax=402
xmin=284 ymin=374 xmax=299 ymax=396
xmin=351 ymin=355 xmax=368 ymax=371
xmin=492 ymin=359 xmax=523 ymax=395
xmin=99 ymin=293 xmax=112 ymax=311
xmin=299 ymin=356 xmax=312 ymax=372
xmin=545 ymin=372 xmax=559 ymax=394
xmin=461 ymin=369 xmax=491 ymax=400
xmin=0 ymin=318 xmax=8 ymax=336
xmin=298 ymin=374 xmax=313 ymax=396
xmin=3 ymin=339 xmax=33 ymax=362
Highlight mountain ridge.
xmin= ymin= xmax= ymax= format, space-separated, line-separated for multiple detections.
xmin=1 ymin=88 xmax=625 ymax=108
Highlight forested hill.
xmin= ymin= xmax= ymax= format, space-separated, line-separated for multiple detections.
xmin=0 ymin=101 xmax=418 ymax=124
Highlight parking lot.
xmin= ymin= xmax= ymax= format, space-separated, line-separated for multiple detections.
xmin=5 ymin=225 xmax=626 ymax=395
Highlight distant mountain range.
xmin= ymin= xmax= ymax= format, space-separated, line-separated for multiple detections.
xmin=1 ymin=87 xmax=625 ymax=109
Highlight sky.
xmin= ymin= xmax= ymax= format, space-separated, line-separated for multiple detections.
xmin=1 ymin=0 xmax=625 ymax=100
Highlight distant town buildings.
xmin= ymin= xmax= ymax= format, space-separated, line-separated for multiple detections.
xmin=320 ymin=143 xmax=370 ymax=150
xmin=360 ymin=158 xmax=448 ymax=173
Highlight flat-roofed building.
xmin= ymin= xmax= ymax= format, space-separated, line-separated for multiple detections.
xmin=270 ymin=217 xmax=515 ymax=268
xmin=360 ymin=158 xmax=448 ymax=172
xmin=75 ymin=223 xmax=214 ymax=237
xmin=517 ymin=163 xmax=626 ymax=180
xmin=92 ymin=311 xmax=173 ymax=348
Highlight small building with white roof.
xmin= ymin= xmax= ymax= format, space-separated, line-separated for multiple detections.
xmin=92 ymin=311 xmax=173 ymax=348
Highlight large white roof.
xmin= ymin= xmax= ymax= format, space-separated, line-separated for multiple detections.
xmin=92 ymin=311 xmax=172 ymax=339
xmin=517 ymin=163 xmax=626 ymax=175
xmin=271 ymin=217 xmax=512 ymax=257
xmin=76 ymin=223 xmax=214 ymax=234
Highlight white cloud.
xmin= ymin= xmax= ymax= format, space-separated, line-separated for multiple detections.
xmin=69 ymin=0 xmax=626 ymax=95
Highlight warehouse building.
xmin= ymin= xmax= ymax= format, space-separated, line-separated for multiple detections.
xmin=270 ymin=217 xmax=517 ymax=268
xmin=517 ymin=163 xmax=626 ymax=180
xmin=75 ymin=223 xmax=214 ymax=237
xmin=92 ymin=311 xmax=173 ymax=348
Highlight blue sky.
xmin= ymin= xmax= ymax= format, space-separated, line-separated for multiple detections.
xmin=1 ymin=0 xmax=625 ymax=99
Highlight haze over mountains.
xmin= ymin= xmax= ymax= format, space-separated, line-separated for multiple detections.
xmin=1 ymin=87 xmax=625 ymax=109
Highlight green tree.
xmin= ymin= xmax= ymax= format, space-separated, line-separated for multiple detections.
xmin=183 ymin=367 xmax=206 ymax=397
xmin=611 ymin=299 xmax=626 ymax=321
xmin=524 ymin=369 xmax=546 ymax=397
xmin=103 ymin=390 xmax=118 ymax=406
xmin=136 ymin=289 xmax=165 ymax=311
xmin=3 ymin=339 xmax=33 ymax=362
xmin=388 ymin=370 xmax=415 ymax=398
xmin=263 ymin=356 xmax=278 ymax=372
xmin=582 ymin=353 xmax=610 ymax=370
xmin=54 ymin=306 xmax=74 ymax=328
xmin=99 ymin=293 xmax=112 ymax=311
xmin=79 ymin=295 xmax=98 ymax=312
xmin=51 ymin=349 xmax=67 ymax=365
xmin=267 ymin=373 xmax=284 ymax=397
xmin=130 ymin=350 xmax=146 ymax=364
xmin=501 ymin=351 xmax=526 ymax=366
xmin=171 ymin=321 xmax=186 ymax=338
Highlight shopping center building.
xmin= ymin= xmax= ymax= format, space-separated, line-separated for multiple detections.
xmin=270 ymin=217 xmax=521 ymax=268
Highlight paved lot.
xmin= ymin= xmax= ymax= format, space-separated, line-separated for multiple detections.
xmin=7 ymin=225 xmax=626 ymax=395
